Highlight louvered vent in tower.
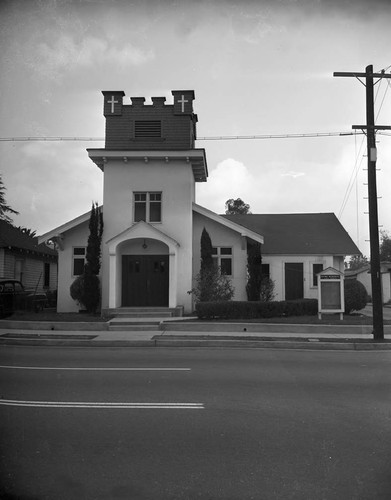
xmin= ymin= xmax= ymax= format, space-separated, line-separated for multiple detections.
xmin=135 ymin=120 xmax=162 ymax=138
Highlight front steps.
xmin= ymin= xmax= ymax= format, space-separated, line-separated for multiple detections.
xmin=107 ymin=307 xmax=183 ymax=332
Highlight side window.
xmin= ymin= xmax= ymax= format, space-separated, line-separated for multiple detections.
xmin=261 ymin=264 xmax=270 ymax=280
xmin=44 ymin=263 xmax=50 ymax=287
xmin=313 ymin=263 xmax=324 ymax=287
xmin=73 ymin=247 xmax=86 ymax=276
xmin=15 ymin=259 xmax=24 ymax=282
xmin=212 ymin=247 xmax=233 ymax=276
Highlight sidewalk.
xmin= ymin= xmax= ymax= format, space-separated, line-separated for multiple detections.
xmin=1 ymin=311 xmax=391 ymax=350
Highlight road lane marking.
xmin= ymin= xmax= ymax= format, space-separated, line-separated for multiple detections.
xmin=0 ymin=366 xmax=191 ymax=371
xmin=0 ymin=399 xmax=204 ymax=409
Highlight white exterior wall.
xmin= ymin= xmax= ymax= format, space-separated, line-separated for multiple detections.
xmin=101 ymin=157 xmax=195 ymax=313
xmin=356 ymin=269 xmax=391 ymax=303
xmin=262 ymin=255 xmax=337 ymax=301
xmin=193 ymin=212 xmax=248 ymax=302
xmin=56 ymin=220 xmax=89 ymax=312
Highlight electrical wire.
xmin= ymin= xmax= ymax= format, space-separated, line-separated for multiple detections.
xmin=0 ymin=131 xmax=365 ymax=142
xmin=338 ymin=132 xmax=366 ymax=220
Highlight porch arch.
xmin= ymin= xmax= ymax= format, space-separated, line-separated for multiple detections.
xmin=106 ymin=221 xmax=180 ymax=309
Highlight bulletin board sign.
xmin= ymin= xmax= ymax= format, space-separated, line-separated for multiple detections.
xmin=317 ymin=267 xmax=345 ymax=320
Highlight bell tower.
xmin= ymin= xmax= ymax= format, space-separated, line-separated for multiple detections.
xmin=87 ymin=90 xmax=207 ymax=315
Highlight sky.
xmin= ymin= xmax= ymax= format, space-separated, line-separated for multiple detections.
xmin=0 ymin=0 xmax=390 ymax=257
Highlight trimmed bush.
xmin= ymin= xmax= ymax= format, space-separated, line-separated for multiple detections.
xmin=70 ymin=273 xmax=101 ymax=314
xmin=195 ymin=299 xmax=318 ymax=320
xmin=190 ymin=266 xmax=235 ymax=303
xmin=344 ymin=279 xmax=368 ymax=314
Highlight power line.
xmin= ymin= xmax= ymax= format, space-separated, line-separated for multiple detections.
xmin=0 ymin=130 xmax=370 ymax=142
xmin=338 ymin=132 xmax=366 ymax=220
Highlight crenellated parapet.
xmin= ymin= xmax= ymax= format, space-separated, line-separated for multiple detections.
xmin=102 ymin=90 xmax=197 ymax=150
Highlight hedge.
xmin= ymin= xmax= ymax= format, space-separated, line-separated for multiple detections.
xmin=195 ymin=299 xmax=318 ymax=320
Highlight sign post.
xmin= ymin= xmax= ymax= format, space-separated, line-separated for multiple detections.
xmin=317 ymin=267 xmax=345 ymax=320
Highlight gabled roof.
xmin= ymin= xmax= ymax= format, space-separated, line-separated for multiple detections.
xmin=193 ymin=204 xmax=264 ymax=244
xmin=0 ymin=220 xmax=57 ymax=257
xmin=38 ymin=209 xmax=91 ymax=244
xmin=222 ymin=213 xmax=360 ymax=256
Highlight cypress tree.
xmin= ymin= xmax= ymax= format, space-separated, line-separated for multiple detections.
xmin=200 ymin=227 xmax=214 ymax=273
xmin=246 ymin=241 xmax=262 ymax=301
xmin=70 ymin=203 xmax=104 ymax=314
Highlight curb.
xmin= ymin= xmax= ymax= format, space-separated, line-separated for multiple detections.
xmin=1 ymin=336 xmax=391 ymax=350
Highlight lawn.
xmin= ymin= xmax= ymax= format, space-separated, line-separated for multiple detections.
xmin=3 ymin=310 xmax=108 ymax=322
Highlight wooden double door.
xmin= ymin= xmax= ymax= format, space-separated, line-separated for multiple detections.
xmin=122 ymin=255 xmax=169 ymax=307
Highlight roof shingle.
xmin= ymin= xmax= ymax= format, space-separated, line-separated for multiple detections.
xmin=0 ymin=220 xmax=57 ymax=257
xmin=222 ymin=213 xmax=360 ymax=255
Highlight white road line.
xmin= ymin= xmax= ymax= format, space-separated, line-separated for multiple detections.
xmin=0 ymin=399 xmax=204 ymax=409
xmin=0 ymin=366 xmax=191 ymax=371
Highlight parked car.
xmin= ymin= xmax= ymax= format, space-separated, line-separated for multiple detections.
xmin=0 ymin=279 xmax=48 ymax=318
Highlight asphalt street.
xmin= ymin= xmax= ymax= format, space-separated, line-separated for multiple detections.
xmin=1 ymin=346 xmax=391 ymax=499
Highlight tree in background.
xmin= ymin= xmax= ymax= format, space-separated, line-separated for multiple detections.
xmin=17 ymin=226 xmax=37 ymax=238
xmin=0 ymin=174 xmax=19 ymax=223
xmin=347 ymin=254 xmax=369 ymax=270
xmin=70 ymin=203 xmax=104 ymax=314
xmin=246 ymin=241 xmax=262 ymax=300
xmin=225 ymin=198 xmax=251 ymax=215
xmin=380 ymin=230 xmax=391 ymax=262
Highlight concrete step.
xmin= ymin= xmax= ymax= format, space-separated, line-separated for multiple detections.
xmin=112 ymin=311 xmax=172 ymax=318
xmin=108 ymin=307 xmax=183 ymax=319
xmin=109 ymin=324 xmax=160 ymax=332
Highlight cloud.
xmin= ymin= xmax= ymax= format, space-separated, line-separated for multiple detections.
xmin=32 ymin=35 xmax=154 ymax=81
xmin=196 ymin=158 xmax=254 ymax=213
xmin=281 ymin=171 xmax=305 ymax=178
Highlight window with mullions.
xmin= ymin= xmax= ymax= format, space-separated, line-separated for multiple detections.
xmin=212 ymin=247 xmax=232 ymax=275
xmin=134 ymin=192 xmax=162 ymax=223
xmin=312 ymin=263 xmax=324 ymax=287
xmin=73 ymin=247 xmax=86 ymax=276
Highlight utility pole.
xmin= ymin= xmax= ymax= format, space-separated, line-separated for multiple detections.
xmin=334 ymin=65 xmax=391 ymax=340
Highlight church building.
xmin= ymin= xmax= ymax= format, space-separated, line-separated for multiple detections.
xmin=39 ymin=90 xmax=360 ymax=315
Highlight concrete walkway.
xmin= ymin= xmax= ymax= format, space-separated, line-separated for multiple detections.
xmin=0 ymin=308 xmax=391 ymax=350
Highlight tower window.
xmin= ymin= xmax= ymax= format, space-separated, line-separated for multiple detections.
xmin=135 ymin=120 xmax=161 ymax=138
xmin=134 ymin=192 xmax=162 ymax=223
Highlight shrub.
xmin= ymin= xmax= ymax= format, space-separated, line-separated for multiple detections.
xmin=344 ymin=279 xmax=368 ymax=314
xmin=260 ymin=278 xmax=276 ymax=302
xmin=70 ymin=274 xmax=101 ymax=313
xmin=190 ymin=266 xmax=235 ymax=303
xmin=195 ymin=298 xmax=318 ymax=320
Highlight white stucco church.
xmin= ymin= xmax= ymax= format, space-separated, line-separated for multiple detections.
xmin=39 ymin=90 xmax=360 ymax=315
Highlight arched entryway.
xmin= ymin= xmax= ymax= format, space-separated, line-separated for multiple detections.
xmin=120 ymin=238 xmax=169 ymax=307
xmin=106 ymin=221 xmax=180 ymax=311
